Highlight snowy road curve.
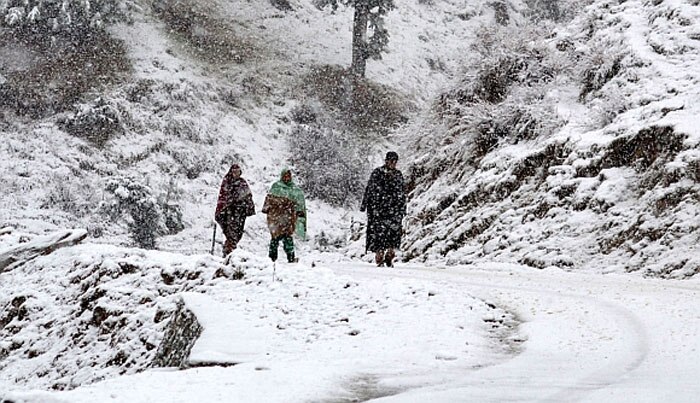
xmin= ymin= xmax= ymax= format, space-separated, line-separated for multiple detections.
xmin=3 ymin=261 xmax=698 ymax=403
xmin=333 ymin=263 xmax=700 ymax=402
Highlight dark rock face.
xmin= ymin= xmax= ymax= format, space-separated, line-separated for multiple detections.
xmin=152 ymin=298 xmax=203 ymax=368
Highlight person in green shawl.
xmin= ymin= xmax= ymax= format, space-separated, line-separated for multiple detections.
xmin=262 ymin=168 xmax=307 ymax=263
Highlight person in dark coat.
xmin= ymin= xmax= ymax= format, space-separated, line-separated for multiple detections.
xmin=360 ymin=151 xmax=406 ymax=267
xmin=215 ymin=163 xmax=256 ymax=256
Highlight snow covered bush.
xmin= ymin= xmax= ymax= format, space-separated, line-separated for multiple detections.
xmin=578 ymin=39 xmax=627 ymax=101
xmin=160 ymin=179 xmax=185 ymax=235
xmin=102 ymin=177 xmax=183 ymax=249
xmin=0 ymin=0 xmax=132 ymax=36
xmin=0 ymin=30 xmax=129 ymax=117
xmin=153 ymin=0 xmax=255 ymax=64
xmin=40 ymin=175 xmax=96 ymax=217
xmin=287 ymin=124 xmax=369 ymax=207
xmin=524 ymin=0 xmax=589 ymax=22
xmin=584 ymin=85 xmax=628 ymax=129
xmin=59 ymin=97 xmax=125 ymax=147
xmin=442 ymin=24 xmax=567 ymax=106
xmin=289 ymin=103 xmax=318 ymax=125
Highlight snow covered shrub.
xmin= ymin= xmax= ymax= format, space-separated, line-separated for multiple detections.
xmin=160 ymin=179 xmax=185 ymax=235
xmin=441 ymin=25 xmax=564 ymax=107
xmin=102 ymin=177 xmax=184 ymax=249
xmin=59 ymin=97 xmax=125 ymax=147
xmin=578 ymin=39 xmax=627 ymax=101
xmin=166 ymin=147 xmax=214 ymax=179
xmin=0 ymin=0 xmax=132 ymax=35
xmin=467 ymin=95 xmax=562 ymax=156
xmin=125 ymin=79 xmax=155 ymax=103
xmin=436 ymin=25 xmax=567 ymax=157
xmin=313 ymin=230 xmax=347 ymax=252
xmin=270 ymin=0 xmax=293 ymax=11
xmin=289 ymin=103 xmax=318 ymax=125
xmin=287 ymin=124 xmax=369 ymax=207
xmin=524 ymin=0 xmax=589 ymax=22
xmin=41 ymin=181 xmax=78 ymax=214
xmin=584 ymin=85 xmax=628 ymax=129
xmin=490 ymin=0 xmax=509 ymax=25
xmin=164 ymin=115 xmax=200 ymax=142
xmin=40 ymin=176 xmax=96 ymax=217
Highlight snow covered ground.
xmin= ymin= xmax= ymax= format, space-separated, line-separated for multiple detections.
xmin=3 ymin=256 xmax=699 ymax=402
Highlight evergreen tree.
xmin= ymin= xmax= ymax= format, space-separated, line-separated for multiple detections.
xmin=316 ymin=0 xmax=395 ymax=78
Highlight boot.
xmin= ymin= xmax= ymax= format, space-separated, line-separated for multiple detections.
xmin=375 ymin=251 xmax=385 ymax=267
xmin=385 ymin=249 xmax=395 ymax=268
xmin=287 ymin=252 xmax=298 ymax=263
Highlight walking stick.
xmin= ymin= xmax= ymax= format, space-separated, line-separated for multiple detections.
xmin=210 ymin=222 xmax=217 ymax=255
xmin=272 ymin=261 xmax=276 ymax=282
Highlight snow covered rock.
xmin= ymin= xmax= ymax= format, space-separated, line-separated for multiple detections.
xmin=0 ymin=244 xmax=229 ymax=390
xmin=152 ymin=296 xmax=203 ymax=368
xmin=0 ymin=229 xmax=87 ymax=273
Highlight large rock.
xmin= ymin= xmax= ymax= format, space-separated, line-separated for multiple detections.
xmin=152 ymin=297 xmax=203 ymax=368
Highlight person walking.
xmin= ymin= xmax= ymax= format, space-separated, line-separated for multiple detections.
xmin=360 ymin=151 xmax=406 ymax=267
xmin=215 ymin=163 xmax=256 ymax=257
xmin=262 ymin=168 xmax=307 ymax=263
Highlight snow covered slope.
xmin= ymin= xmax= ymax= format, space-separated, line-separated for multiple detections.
xmin=0 ymin=0 xmax=502 ymax=257
xmin=401 ymin=0 xmax=700 ymax=278
xmin=0 ymin=241 xmax=517 ymax=394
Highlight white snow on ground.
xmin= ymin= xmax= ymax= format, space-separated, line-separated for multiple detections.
xmin=0 ymin=244 xmax=516 ymax=401
xmin=3 ymin=261 xmax=700 ymax=402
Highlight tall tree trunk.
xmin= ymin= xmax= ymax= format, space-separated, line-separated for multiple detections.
xmin=351 ymin=2 xmax=369 ymax=78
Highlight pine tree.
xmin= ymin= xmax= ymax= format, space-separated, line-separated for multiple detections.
xmin=316 ymin=0 xmax=395 ymax=78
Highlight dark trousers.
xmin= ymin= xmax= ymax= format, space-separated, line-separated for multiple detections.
xmin=220 ymin=213 xmax=246 ymax=255
xmin=269 ymin=235 xmax=294 ymax=262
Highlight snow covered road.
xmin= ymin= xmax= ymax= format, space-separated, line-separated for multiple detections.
xmin=332 ymin=264 xmax=700 ymax=402
xmin=3 ymin=259 xmax=699 ymax=402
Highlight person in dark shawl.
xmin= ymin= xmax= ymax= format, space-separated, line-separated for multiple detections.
xmin=360 ymin=151 xmax=406 ymax=267
xmin=215 ymin=163 xmax=256 ymax=256
xmin=262 ymin=168 xmax=306 ymax=263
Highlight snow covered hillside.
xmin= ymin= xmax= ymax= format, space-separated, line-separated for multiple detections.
xmin=0 ymin=0 xmax=509 ymax=256
xmin=402 ymin=0 xmax=700 ymax=278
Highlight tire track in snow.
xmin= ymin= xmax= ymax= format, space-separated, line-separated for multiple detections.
xmin=332 ymin=264 xmax=650 ymax=402
xmin=540 ymin=297 xmax=649 ymax=402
